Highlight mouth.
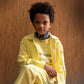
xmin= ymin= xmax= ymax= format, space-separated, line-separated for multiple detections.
xmin=37 ymin=29 xmax=45 ymax=34
xmin=38 ymin=28 xmax=45 ymax=31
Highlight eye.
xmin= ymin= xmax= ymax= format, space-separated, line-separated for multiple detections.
xmin=43 ymin=21 xmax=48 ymax=25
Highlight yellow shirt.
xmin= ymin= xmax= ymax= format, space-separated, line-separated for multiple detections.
xmin=17 ymin=33 xmax=66 ymax=84
xmin=35 ymin=38 xmax=51 ymax=61
xmin=35 ymin=38 xmax=55 ymax=69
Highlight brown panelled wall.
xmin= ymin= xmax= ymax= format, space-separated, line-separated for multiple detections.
xmin=0 ymin=0 xmax=84 ymax=84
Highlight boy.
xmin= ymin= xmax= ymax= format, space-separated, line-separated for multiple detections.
xmin=14 ymin=2 xmax=66 ymax=84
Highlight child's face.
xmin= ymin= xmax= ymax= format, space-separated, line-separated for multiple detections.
xmin=33 ymin=13 xmax=52 ymax=35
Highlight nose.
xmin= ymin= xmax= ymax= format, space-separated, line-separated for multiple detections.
xmin=39 ymin=23 xmax=44 ymax=28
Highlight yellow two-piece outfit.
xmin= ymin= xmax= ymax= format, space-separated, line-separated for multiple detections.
xmin=14 ymin=33 xmax=66 ymax=84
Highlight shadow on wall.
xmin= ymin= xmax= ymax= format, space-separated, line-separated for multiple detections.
xmin=72 ymin=0 xmax=84 ymax=30
xmin=75 ymin=0 xmax=84 ymax=21
xmin=0 ymin=0 xmax=16 ymax=12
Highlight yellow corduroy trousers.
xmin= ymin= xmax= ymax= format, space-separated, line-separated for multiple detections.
xmin=14 ymin=64 xmax=57 ymax=84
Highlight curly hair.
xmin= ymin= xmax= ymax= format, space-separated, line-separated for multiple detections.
xmin=29 ymin=2 xmax=55 ymax=23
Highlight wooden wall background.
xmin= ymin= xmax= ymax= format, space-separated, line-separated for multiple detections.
xmin=0 ymin=0 xmax=84 ymax=84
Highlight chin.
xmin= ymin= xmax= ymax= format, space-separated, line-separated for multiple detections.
xmin=38 ymin=32 xmax=46 ymax=35
xmin=37 ymin=31 xmax=47 ymax=35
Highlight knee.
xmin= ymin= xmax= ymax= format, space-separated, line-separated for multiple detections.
xmin=21 ymin=64 xmax=35 ymax=71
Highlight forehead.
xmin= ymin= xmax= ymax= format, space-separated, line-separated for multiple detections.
xmin=34 ymin=13 xmax=50 ymax=21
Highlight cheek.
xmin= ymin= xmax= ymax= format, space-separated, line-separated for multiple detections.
xmin=44 ymin=28 xmax=48 ymax=32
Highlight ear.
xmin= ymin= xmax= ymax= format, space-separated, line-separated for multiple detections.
xmin=49 ymin=23 xmax=53 ymax=29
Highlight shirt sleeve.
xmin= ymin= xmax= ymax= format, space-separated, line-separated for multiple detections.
xmin=57 ymin=40 xmax=66 ymax=84
xmin=17 ymin=38 xmax=45 ymax=68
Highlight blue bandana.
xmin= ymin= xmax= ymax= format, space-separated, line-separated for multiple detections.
xmin=34 ymin=31 xmax=50 ymax=41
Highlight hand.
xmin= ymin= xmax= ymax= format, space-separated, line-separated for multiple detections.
xmin=44 ymin=64 xmax=57 ymax=78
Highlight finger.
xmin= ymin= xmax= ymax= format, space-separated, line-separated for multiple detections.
xmin=54 ymin=70 xmax=57 ymax=76
xmin=48 ymin=71 xmax=53 ymax=77
xmin=47 ymin=71 xmax=54 ymax=78
xmin=51 ymin=70 xmax=57 ymax=78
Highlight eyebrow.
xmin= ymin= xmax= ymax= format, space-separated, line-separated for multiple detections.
xmin=43 ymin=20 xmax=48 ymax=22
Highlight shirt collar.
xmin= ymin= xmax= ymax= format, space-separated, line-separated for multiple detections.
xmin=27 ymin=32 xmax=58 ymax=40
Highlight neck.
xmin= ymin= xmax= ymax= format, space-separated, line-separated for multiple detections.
xmin=34 ymin=31 xmax=50 ymax=41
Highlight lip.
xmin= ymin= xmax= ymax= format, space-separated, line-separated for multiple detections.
xmin=38 ymin=29 xmax=44 ymax=31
